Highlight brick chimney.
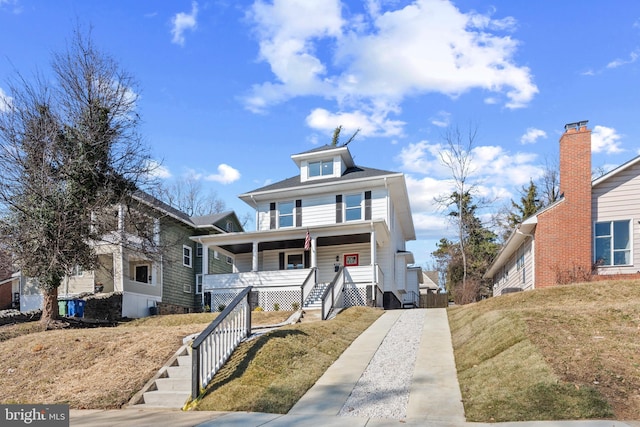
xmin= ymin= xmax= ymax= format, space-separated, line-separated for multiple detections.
xmin=535 ymin=121 xmax=592 ymax=287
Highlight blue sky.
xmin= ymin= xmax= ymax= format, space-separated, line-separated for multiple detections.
xmin=2 ymin=0 xmax=640 ymax=267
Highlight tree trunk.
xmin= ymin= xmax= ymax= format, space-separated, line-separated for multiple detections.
xmin=40 ymin=286 xmax=59 ymax=327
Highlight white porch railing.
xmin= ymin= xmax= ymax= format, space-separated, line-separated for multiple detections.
xmin=203 ymin=265 xmax=382 ymax=315
xmin=191 ymin=286 xmax=252 ymax=400
xmin=203 ymin=269 xmax=312 ymax=290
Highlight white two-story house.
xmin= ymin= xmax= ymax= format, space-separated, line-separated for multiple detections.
xmin=193 ymin=144 xmax=419 ymax=313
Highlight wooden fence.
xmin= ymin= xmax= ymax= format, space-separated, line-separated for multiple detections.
xmin=419 ymin=293 xmax=449 ymax=308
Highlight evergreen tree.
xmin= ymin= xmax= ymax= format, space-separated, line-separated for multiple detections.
xmin=507 ymin=179 xmax=543 ymax=229
xmin=434 ymin=191 xmax=499 ymax=303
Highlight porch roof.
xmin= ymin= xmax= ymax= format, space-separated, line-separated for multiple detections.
xmin=191 ymin=219 xmax=390 ymax=255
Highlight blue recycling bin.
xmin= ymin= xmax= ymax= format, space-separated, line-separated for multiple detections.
xmin=68 ymin=299 xmax=86 ymax=317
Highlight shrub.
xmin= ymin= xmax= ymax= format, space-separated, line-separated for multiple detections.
xmin=273 ymin=303 xmax=280 ymax=311
xmin=218 ymin=304 xmax=226 ymax=312
xmin=292 ymin=302 xmax=300 ymax=311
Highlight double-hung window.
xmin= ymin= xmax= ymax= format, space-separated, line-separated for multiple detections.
xmin=345 ymin=194 xmax=362 ymax=221
xmin=279 ymin=201 xmax=294 ymax=228
xmin=595 ymin=220 xmax=631 ymax=266
xmin=308 ymin=159 xmax=333 ymax=178
xmin=183 ymin=245 xmax=193 ymax=268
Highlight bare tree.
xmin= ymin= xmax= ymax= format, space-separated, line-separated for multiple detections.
xmin=539 ymin=157 xmax=560 ymax=205
xmin=154 ymin=176 xmax=226 ymax=217
xmin=438 ymin=124 xmax=478 ymax=293
xmin=0 ymin=28 xmax=155 ymax=327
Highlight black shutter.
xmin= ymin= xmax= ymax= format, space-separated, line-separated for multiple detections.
xmin=364 ymin=191 xmax=372 ymax=220
xmin=336 ymin=195 xmax=343 ymax=223
xmin=295 ymin=199 xmax=302 ymax=227
xmin=270 ymin=202 xmax=276 ymax=230
xmin=279 ymin=252 xmax=285 ymax=270
xmin=304 ymin=251 xmax=310 ymax=269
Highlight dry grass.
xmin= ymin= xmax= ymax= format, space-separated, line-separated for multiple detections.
xmin=0 ymin=310 xmax=293 ymax=408
xmin=194 ymin=306 xmax=383 ymax=414
xmin=449 ymin=279 xmax=640 ymax=422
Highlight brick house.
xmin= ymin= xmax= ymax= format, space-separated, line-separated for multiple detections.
xmin=485 ymin=121 xmax=640 ymax=294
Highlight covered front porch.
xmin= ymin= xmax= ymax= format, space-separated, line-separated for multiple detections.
xmin=192 ymin=221 xmax=390 ymax=312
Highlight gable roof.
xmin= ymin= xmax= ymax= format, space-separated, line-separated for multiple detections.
xmin=592 ymin=154 xmax=640 ymax=187
xmin=133 ymin=191 xmax=242 ymax=232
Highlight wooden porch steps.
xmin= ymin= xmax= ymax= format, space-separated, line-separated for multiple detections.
xmin=303 ymin=283 xmax=329 ymax=309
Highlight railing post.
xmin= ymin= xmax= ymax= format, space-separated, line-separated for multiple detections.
xmin=245 ymin=297 xmax=251 ymax=336
xmin=191 ymin=345 xmax=200 ymax=400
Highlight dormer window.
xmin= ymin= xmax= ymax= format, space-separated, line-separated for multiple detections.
xmin=308 ymin=159 xmax=333 ymax=178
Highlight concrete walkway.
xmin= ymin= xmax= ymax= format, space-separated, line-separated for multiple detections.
xmin=69 ymin=308 xmax=639 ymax=427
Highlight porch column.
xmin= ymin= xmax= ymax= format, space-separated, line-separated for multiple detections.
xmin=202 ymin=243 xmax=209 ymax=275
xmin=252 ymin=241 xmax=259 ymax=272
xmin=370 ymin=229 xmax=377 ymax=266
xmin=311 ymin=237 xmax=317 ymax=268
xmin=371 ymin=229 xmax=377 ymax=304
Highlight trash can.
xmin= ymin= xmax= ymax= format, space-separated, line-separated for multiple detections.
xmin=68 ymin=299 xmax=86 ymax=317
xmin=75 ymin=300 xmax=85 ymax=317
xmin=149 ymin=306 xmax=158 ymax=316
xmin=57 ymin=300 xmax=67 ymax=317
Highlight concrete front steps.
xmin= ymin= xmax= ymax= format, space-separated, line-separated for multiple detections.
xmin=128 ymin=340 xmax=194 ymax=409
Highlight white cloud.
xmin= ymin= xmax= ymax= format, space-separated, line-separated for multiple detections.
xmin=205 ymin=164 xmax=241 ymax=184
xmin=305 ymin=107 xmax=405 ymax=137
xmin=606 ymin=50 xmax=639 ymax=69
xmin=146 ymin=160 xmax=172 ymax=179
xmin=0 ymin=87 xmax=12 ymax=112
xmin=430 ymin=111 xmax=451 ymax=128
xmin=171 ymin=1 xmax=198 ymax=46
xmin=0 ymin=0 xmax=21 ymax=14
xmin=245 ymin=0 xmax=538 ymax=135
xmin=591 ymin=125 xmax=624 ymax=154
xmin=520 ymin=127 xmax=547 ymax=144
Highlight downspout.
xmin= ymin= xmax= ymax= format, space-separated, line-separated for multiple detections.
xmin=516 ymin=228 xmax=535 ymax=290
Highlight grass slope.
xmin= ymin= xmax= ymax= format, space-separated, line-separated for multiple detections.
xmin=0 ymin=311 xmax=294 ymax=408
xmin=194 ymin=307 xmax=383 ymax=414
xmin=449 ymin=279 xmax=640 ymax=422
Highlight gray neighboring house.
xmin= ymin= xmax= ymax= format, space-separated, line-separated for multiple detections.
xmin=18 ymin=192 xmax=243 ymax=318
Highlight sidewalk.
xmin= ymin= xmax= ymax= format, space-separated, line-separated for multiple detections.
xmin=70 ymin=308 xmax=639 ymax=427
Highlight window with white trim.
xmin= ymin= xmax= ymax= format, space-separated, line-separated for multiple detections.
xmin=308 ymin=159 xmax=333 ymax=178
xmin=70 ymin=265 xmax=84 ymax=276
xmin=595 ymin=220 xmax=631 ymax=266
xmin=214 ymin=250 xmax=220 ymax=260
xmin=279 ymin=201 xmax=294 ymax=228
xmin=345 ymin=193 xmax=362 ymax=221
xmin=183 ymin=245 xmax=193 ymax=268
xmin=196 ymin=243 xmax=203 ymax=257
xmin=196 ymin=274 xmax=203 ymax=294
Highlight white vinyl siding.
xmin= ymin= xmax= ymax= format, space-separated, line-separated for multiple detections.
xmin=592 ymin=163 xmax=640 ymax=274
xmin=255 ymin=189 xmax=389 ymax=231
xmin=492 ymin=238 xmax=534 ymax=296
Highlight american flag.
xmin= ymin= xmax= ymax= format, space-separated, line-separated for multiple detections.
xmin=304 ymin=229 xmax=311 ymax=251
